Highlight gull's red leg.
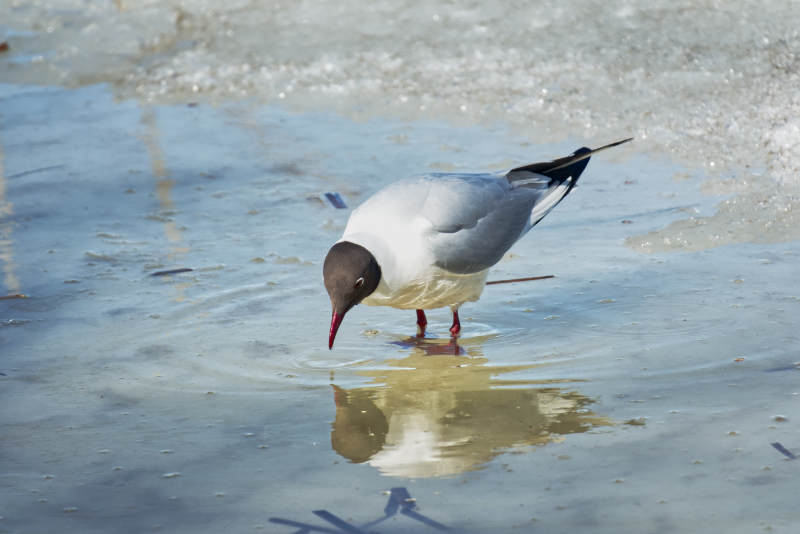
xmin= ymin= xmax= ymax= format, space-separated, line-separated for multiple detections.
xmin=449 ymin=309 xmax=461 ymax=336
xmin=416 ymin=309 xmax=427 ymax=337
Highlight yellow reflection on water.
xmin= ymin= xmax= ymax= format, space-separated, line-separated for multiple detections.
xmin=0 ymin=131 xmax=22 ymax=296
xmin=331 ymin=335 xmax=614 ymax=478
xmin=140 ymin=105 xmax=191 ymax=302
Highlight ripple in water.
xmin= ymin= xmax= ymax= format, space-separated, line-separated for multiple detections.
xmin=369 ymin=316 xmax=523 ymax=345
xmin=559 ymin=296 xmax=740 ymax=340
xmin=287 ymin=353 xmax=378 ymax=370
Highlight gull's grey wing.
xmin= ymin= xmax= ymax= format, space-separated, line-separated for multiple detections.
xmin=421 ymin=174 xmax=539 ymax=274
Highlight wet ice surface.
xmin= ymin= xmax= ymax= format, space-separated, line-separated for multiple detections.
xmin=5 ymin=0 xmax=800 ymax=253
xmin=2 ymin=83 xmax=800 ymax=533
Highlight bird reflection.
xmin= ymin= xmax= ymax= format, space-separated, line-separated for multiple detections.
xmin=330 ymin=335 xmax=614 ymax=478
xmin=393 ymin=333 xmax=467 ymax=356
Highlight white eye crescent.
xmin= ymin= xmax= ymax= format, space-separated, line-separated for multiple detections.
xmin=354 ymin=277 xmax=364 ymax=289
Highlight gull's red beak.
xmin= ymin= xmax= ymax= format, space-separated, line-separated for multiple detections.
xmin=329 ymin=311 xmax=345 ymax=350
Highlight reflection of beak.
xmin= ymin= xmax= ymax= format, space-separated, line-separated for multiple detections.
xmin=329 ymin=310 xmax=345 ymax=350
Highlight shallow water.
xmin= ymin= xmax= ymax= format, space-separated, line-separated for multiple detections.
xmin=2 ymin=2 xmax=800 ymax=532
xmin=1 ymin=83 xmax=798 ymax=533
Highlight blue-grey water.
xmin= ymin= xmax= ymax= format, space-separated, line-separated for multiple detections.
xmin=2 ymin=2 xmax=800 ymax=533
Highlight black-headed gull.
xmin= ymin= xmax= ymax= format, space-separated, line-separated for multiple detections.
xmin=324 ymin=139 xmax=632 ymax=348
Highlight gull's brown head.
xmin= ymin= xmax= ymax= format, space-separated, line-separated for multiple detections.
xmin=323 ymin=241 xmax=381 ymax=349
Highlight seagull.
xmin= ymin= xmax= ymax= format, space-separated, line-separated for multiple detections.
xmin=324 ymin=138 xmax=632 ymax=349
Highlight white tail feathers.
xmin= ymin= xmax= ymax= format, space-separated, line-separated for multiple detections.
xmin=507 ymin=171 xmax=551 ymax=189
xmin=529 ymin=177 xmax=573 ymax=226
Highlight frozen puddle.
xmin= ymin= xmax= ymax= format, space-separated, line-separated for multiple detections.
xmin=2 ymin=84 xmax=799 ymax=533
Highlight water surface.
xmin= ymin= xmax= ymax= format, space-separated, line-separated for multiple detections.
xmin=2 ymin=1 xmax=800 ymax=531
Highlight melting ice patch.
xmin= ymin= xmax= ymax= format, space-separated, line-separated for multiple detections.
xmin=2 ymin=1 xmax=800 ymax=250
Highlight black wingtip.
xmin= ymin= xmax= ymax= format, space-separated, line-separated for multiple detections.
xmin=511 ymin=138 xmax=633 ymax=178
xmin=594 ymin=137 xmax=633 ymax=151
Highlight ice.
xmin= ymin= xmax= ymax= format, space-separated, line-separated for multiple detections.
xmin=2 ymin=1 xmax=800 ymax=532
xmin=2 ymin=1 xmax=800 ymax=251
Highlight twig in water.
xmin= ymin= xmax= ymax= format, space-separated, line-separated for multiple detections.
xmin=324 ymin=192 xmax=348 ymax=209
xmin=6 ymin=164 xmax=66 ymax=180
xmin=150 ymin=268 xmax=193 ymax=277
xmin=486 ymin=275 xmax=555 ymax=285
xmin=0 ymin=294 xmax=28 ymax=300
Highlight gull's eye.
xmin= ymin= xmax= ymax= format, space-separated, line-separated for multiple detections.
xmin=354 ymin=277 xmax=364 ymax=289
